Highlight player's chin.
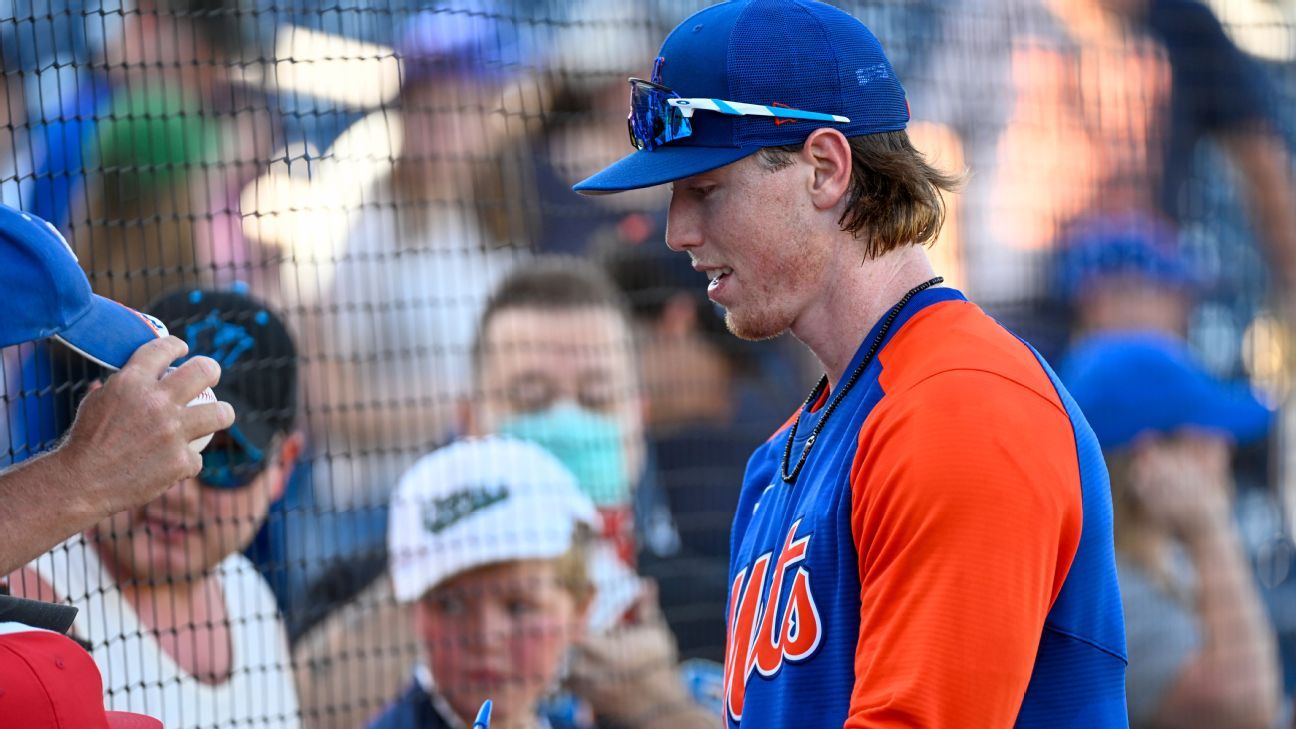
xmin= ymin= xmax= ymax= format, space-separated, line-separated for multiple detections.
xmin=724 ymin=308 xmax=791 ymax=342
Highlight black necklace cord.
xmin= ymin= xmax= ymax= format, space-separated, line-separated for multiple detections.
xmin=779 ymin=276 xmax=945 ymax=484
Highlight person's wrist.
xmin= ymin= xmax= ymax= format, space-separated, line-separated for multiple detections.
xmin=35 ymin=445 xmax=101 ymax=525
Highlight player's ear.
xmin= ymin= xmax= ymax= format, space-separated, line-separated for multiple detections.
xmin=269 ymin=431 xmax=305 ymax=502
xmin=278 ymin=431 xmax=305 ymax=468
xmin=802 ymin=128 xmax=852 ymax=212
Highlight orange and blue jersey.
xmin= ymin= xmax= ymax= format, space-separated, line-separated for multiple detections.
xmin=723 ymin=287 xmax=1127 ymax=728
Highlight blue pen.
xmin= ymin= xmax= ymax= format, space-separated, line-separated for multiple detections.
xmin=473 ymin=699 xmax=493 ymax=729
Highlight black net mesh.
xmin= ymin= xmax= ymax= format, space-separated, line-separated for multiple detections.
xmin=2 ymin=1 xmax=1296 ymax=727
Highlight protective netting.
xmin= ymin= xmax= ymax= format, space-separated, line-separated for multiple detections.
xmin=2 ymin=1 xmax=1296 ymax=727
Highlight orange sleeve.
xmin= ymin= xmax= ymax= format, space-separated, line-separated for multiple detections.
xmin=846 ymin=369 xmax=1082 ymax=728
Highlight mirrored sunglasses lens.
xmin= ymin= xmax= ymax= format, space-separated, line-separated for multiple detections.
xmin=660 ymin=108 xmax=691 ymax=147
xmin=628 ymin=80 xmax=690 ymax=151
xmin=627 ymin=116 xmax=645 ymax=151
xmin=629 ymin=81 xmax=657 ymax=149
xmin=199 ymin=446 xmax=266 ymax=489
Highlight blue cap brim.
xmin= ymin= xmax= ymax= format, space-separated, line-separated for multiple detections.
xmin=53 ymin=294 xmax=168 ymax=370
xmin=1186 ymin=382 xmax=1274 ymax=446
xmin=573 ymin=145 xmax=756 ymax=194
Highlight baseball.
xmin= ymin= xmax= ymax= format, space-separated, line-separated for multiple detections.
xmin=164 ymin=366 xmax=218 ymax=453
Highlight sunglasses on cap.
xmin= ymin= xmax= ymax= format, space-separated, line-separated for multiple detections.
xmin=198 ymin=425 xmax=269 ymax=490
xmin=626 ymin=77 xmax=851 ymax=152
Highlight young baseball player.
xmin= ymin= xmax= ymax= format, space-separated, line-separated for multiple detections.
xmin=575 ymin=1 xmax=1128 ymax=726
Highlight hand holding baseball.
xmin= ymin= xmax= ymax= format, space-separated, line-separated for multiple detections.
xmin=55 ymin=336 xmax=235 ymax=515
xmin=163 ymin=366 xmax=218 ymax=452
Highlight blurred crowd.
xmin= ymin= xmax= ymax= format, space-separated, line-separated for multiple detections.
xmin=2 ymin=0 xmax=1296 ymax=727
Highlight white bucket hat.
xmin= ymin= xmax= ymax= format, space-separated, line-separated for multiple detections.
xmin=388 ymin=436 xmax=601 ymax=603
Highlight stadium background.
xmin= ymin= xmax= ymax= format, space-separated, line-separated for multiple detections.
xmin=2 ymin=0 xmax=1296 ymax=726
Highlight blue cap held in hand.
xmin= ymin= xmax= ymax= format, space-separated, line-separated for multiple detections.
xmin=1060 ymin=331 xmax=1273 ymax=452
xmin=0 ymin=203 xmax=167 ymax=369
xmin=574 ymin=0 xmax=908 ymax=194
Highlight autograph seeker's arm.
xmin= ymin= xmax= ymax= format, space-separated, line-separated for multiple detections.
xmin=0 ymin=337 xmax=232 ymax=574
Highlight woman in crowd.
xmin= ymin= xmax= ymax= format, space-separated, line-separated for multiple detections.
xmin=1063 ymin=331 xmax=1282 ymax=729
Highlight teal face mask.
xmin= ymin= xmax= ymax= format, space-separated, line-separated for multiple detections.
xmin=497 ymin=402 xmax=630 ymax=507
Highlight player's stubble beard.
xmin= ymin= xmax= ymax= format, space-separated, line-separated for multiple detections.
xmin=725 ymin=305 xmax=786 ymax=342
xmin=722 ymin=224 xmax=828 ymax=342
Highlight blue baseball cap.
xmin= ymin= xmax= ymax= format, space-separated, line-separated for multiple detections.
xmin=1056 ymin=212 xmax=1200 ymax=301
xmin=1061 ymin=331 xmax=1273 ymax=452
xmin=573 ymin=0 xmax=909 ymax=194
xmin=396 ymin=3 xmax=528 ymax=86
xmin=0 ymin=203 xmax=167 ymax=369
xmin=148 ymin=288 xmax=298 ymax=455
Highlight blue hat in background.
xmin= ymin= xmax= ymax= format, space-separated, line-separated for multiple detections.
xmin=396 ymin=2 xmax=528 ymax=86
xmin=1060 ymin=331 xmax=1273 ymax=452
xmin=1056 ymin=212 xmax=1200 ymax=301
xmin=0 ymin=204 xmax=167 ymax=369
xmin=574 ymin=0 xmax=909 ymax=193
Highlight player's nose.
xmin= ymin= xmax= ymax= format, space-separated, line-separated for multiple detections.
xmin=665 ymin=191 xmax=703 ymax=252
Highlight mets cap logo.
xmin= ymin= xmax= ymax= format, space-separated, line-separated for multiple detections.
xmin=133 ymin=311 xmax=169 ymax=339
xmin=183 ymin=311 xmax=257 ymax=369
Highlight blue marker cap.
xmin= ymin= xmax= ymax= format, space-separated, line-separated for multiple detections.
xmin=473 ymin=699 xmax=493 ymax=729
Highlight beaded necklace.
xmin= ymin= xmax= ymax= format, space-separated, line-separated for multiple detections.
xmin=780 ymin=276 xmax=944 ymax=484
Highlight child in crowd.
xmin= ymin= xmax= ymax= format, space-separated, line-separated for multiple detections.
xmin=370 ymin=436 xmax=602 ymax=729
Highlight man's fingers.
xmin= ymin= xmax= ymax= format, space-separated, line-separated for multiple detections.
xmin=121 ymin=336 xmax=189 ymax=378
xmin=160 ymin=356 xmax=222 ymax=403
xmin=181 ymin=401 xmax=236 ymax=442
xmin=178 ymin=448 xmax=204 ymax=480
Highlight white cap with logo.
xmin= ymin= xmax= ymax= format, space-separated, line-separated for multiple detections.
xmin=388 ymin=436 xmax=601 ymax=603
